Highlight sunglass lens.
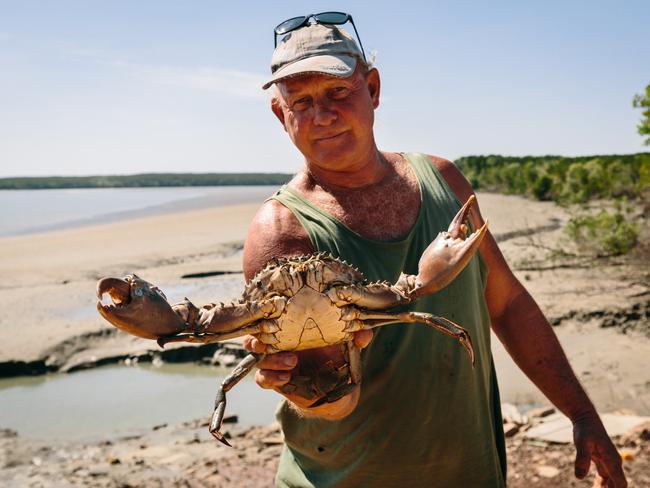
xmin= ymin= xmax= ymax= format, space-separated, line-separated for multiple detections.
xmin=275 ymin=16 xmax=307 ymax=35
xmin=313 ymin=12 xmax=349 ymax=24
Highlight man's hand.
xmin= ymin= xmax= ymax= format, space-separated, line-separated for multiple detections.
xmin=573 ymin=413 xmax=627 ymax=488
xmin=243 ymin=330 xmax=373 ymax=420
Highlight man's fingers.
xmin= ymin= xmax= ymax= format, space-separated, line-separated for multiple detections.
xmin=591 ymin=474 xmax=608 ymax=488
xmin=257 ymin=352 xmax=297 ymax=370
xmin=575 ymin=441 xmax=592 ymax=479
xmin=242 ymin=335 xmax=267 ymax=353
xmin=255 ymin=369 xmax=292 ymax=389
xmin=594 ymin=451 xmax=626 ymax=488
xmin=353 ymin=330 xmax=373 ymax=349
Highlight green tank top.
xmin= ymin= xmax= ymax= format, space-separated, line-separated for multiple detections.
xmin=270 ymin=153 xmax=506 ymax=487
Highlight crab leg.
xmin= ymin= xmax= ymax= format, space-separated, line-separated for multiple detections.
xmin=209 ymin=352 xmax=265 ymax=446
xmin=327 ymin=282 xmax=412 ymax=309
xmin=157 ymin=296 xmax=286 ymax=346
xmin=157 ymin=323 xmax=263 ymax=347
xmin=346 ymin=310 xmax=475 ymax=365
xmin=308 ymin=342 xmax=361 ymax=408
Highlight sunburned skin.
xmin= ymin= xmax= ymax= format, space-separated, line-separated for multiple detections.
xmin=271 ymin=66 xmax=421 ymax=241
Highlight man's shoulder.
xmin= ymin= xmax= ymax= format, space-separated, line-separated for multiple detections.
xmin=419 ymin=153 xmax=475 ymax=203
xmin=242 ymin=197 xmax=313 ymax=280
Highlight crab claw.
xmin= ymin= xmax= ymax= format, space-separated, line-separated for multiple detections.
xmin=96 ymin=274 xmax=190 ymax=340
xmin=412 ymin=195 xmax=489 ymax=298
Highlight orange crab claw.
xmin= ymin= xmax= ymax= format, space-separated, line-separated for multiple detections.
xmin=412 ymin=196 xmax=489 ymax=298
xmin=96 ymin=275 xmax=189 ymax=340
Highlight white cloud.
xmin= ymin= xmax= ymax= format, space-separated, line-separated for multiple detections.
xmin=63 ymin=48 xmax=267 ymax=99
xmin=151 ymin=65 xmax=267 ymax=99
xmin=104 ymin=59 xmax=267 ymax=100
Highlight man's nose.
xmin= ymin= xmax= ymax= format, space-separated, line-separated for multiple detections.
xmin=313 ymin=102 xmax=337 ymax=126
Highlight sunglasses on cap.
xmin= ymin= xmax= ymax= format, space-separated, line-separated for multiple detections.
xmin=273 ymin=11 xmax=367 ymax=62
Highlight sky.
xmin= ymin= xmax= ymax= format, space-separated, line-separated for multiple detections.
xmin=0 ymin=1 xmax=648 ymax=177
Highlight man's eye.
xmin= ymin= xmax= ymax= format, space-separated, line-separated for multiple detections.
xmin=292 ymin=98 xmax=311 ymax=110
xmin=331 ymin=87 xmax=350 ymax=99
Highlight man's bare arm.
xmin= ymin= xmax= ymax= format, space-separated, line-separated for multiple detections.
xmin=242 ymin=199 xmax=372 ymax=420
xmin=243 ymin=199 xmax=314 ymax=280
xmin=431 ymin=155 xmax=626 ymax=487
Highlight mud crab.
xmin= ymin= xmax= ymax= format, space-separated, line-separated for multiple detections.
xmin=97 ymin=196 xmax=487 ymax=446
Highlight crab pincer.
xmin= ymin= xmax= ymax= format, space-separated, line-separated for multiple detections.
xmin=411 ymin=195 xmax=488 ymax=299
xmin=96 ymin=274 xmax=191 ymax=340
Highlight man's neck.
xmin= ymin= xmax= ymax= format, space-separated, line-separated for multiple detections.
xmin=305 ymin=147 xmax=390 ymax=191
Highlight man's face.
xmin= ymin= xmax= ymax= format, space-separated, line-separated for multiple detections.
xmin=272 ymin=66 xmax=380 ymax=171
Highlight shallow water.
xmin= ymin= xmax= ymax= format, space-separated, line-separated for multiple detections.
xmin=0 ymin=186 xmax=278 ymax=236
xmin=0 ymin=363 xmax=279 ymax=440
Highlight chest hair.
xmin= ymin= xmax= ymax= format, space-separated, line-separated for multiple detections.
xmin=296 ymin=156 xmax=422 ymax=241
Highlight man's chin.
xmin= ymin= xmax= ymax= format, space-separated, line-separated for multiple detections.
xmin=309 ymin=141 xmax=359 ymax=167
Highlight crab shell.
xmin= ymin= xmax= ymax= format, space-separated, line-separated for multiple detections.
xmin=238 ymin=254 xmax=369 ymax=352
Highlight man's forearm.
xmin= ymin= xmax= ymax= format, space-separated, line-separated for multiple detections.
xmin=492 ymin=287 xmax=598 ymax=423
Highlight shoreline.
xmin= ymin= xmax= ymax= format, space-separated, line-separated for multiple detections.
xmin=0 ymin=185 xmax=279 ymax=238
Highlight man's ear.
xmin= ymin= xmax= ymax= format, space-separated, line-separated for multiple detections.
xmin=366 ymin=68 xmax=381 ymax=109
xmin=271 ymin=96 xmax=287 ymax=131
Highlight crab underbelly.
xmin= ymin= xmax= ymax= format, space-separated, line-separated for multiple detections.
xmin=274 ymin=286 xmax=350 ymax=351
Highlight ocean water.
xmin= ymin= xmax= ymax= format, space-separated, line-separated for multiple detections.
xmin=0 ymin=186 xmax=279 ymax=237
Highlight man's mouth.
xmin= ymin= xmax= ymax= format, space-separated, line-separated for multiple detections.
xmin=315 ymin=131 xmax=347 ymax=142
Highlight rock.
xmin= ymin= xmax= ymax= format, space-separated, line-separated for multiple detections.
xmin=536 ymin=465 xmax=560 ymax=478
xmin=501 ymin=403 xmax=527 ymax=425
xmin=88 ymin=465 xmax=109 ymax=477
xmin=262 ymin=436 xmax=284 ymax=446
xmin=0 ymin=428 xmax=18 ymax=438
xmin=527 ymin=406 xmax=556 ymax=419
xmin=503 ymin=423 xmax=520 ymax=438
xmin=619 ymin=420 xmax=650 ymax=446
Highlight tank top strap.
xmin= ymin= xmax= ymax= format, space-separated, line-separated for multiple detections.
xmin=269 ymin=184 xmax=351 ymax=254
xmin=401 ymin=152 xmax=464 ymax=221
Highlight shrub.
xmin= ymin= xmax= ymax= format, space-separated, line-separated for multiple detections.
xmin=564 ymin=208 xmax=639 ymax=256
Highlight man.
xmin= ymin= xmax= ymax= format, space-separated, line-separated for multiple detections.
xmin=243 ymin=16 xmax=626 ymax=487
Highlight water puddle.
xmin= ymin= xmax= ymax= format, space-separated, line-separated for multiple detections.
xmin=0 ymin=363 xmax=279 ymax=440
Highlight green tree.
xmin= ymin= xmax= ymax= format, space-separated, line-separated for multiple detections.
xmin=633 ymin=83 xmax=650 ymax=145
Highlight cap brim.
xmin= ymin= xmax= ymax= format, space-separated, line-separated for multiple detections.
xmin=262 ymin=54 xmax=357 ymax=90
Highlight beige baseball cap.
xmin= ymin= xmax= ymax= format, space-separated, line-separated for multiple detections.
xmin=262 ymin=24 xmax=364 ymax=90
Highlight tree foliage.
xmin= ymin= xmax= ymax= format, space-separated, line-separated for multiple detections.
xmin=0 ymin=173 xmax=293 ymax=190
xmin=455 ymin=153 xmax=649 ymax=204
xmin=633 ymin=83 xmax=650 ymax=146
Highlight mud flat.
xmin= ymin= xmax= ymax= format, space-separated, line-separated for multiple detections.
xmin=1 ymin=408 xmax=648 ymax=487
xmin=0 ymin=192 xmax=648 ymax=486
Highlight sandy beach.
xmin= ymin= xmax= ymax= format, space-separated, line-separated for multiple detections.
xmin=1 ymin=191 xmax=648 ymax=486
